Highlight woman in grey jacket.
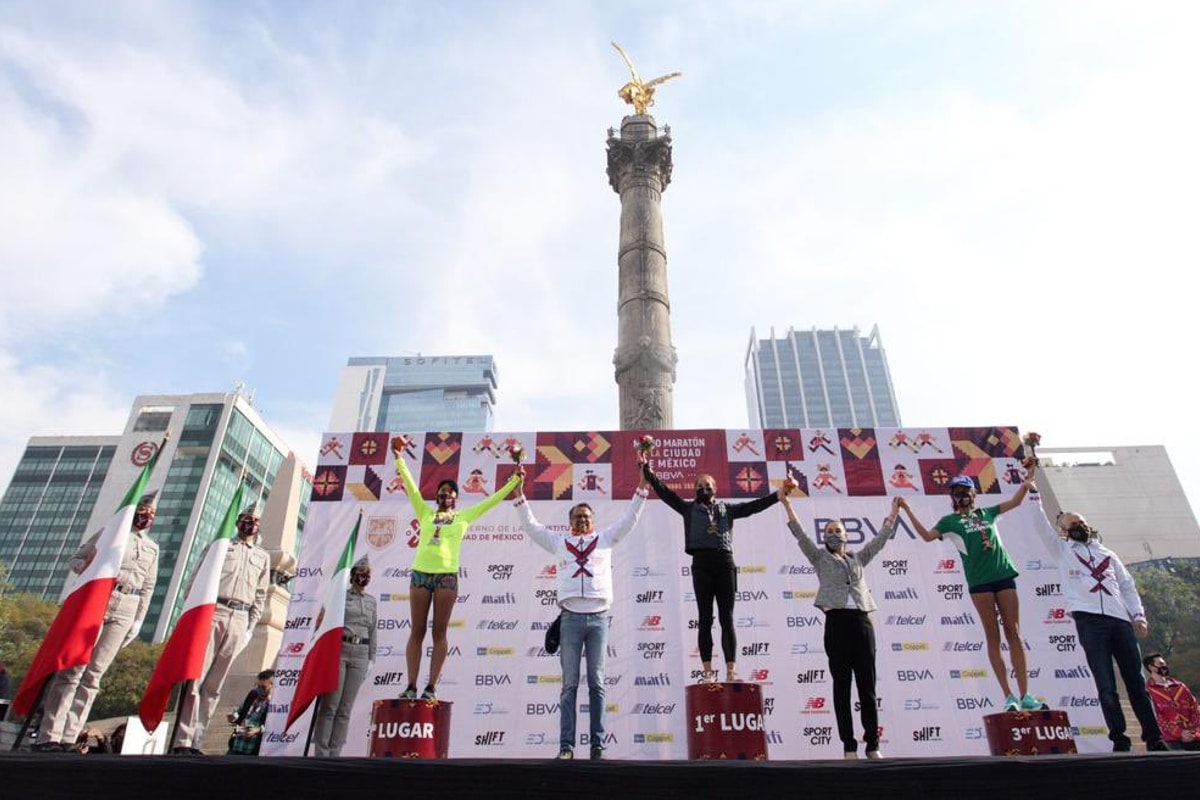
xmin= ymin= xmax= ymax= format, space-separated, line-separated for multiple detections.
xmin=781 ymin=488 xmax=901 ymax=759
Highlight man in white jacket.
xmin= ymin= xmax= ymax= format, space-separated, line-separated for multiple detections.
xmin=513 ymin=457 xmax=650 ymax=760
xmin=1031 ymin=493 xmax=1167 ymax=752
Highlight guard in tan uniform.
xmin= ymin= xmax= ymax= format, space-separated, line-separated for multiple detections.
xmin=173 ymin=502 xmax=271 ymax=754
xmin=313 ymin=555 xmax=377 ymax=757
xmin=35 ymin=492 xmax=161 ymax=752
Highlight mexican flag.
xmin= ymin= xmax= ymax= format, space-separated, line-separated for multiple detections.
xmin=11 ymin=452 xmax=161 ymax=717
xmin=284 ymin=513 xmax=361 ymax=732
xmin=138 ymin=485 xmax=244 ymax=732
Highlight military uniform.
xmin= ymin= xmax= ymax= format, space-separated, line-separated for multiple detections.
xmin=174 ymin=534 xmax=270 ymax=750
xmin=38 ymin=524 xmax=159 ymax=745
xmin=313 ymin=582 xmax=377 ymax=756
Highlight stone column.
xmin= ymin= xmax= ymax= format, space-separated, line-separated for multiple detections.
xmin=607 ymin=114 xmax=678 ymax=430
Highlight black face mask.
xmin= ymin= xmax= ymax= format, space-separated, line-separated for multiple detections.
xmin=352 ymin=572 xmax=371 ymax=588
xmin=696 ymin=487 xmax=714 ymax=503
xmin=951 ymin=493 xmax=972 ymax=510
xmin=1154 ymin=665 xmax=1170 ymax=678
xmin=1067 ymin=523 xmax=1091 ymax=543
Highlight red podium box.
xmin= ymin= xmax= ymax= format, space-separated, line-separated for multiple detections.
xmin=685 ymin=682 xmax=769 ymax=760
xmin=983 ymin=709 xmax=1076 ymax=756
xmin=368 ymin=698 xmax=453 ymax=758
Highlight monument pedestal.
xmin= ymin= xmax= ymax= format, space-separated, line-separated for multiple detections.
xmin=685 ymin=682 xmax=769 ymax=760
xmin=368 ymin=699 xmax=453 ymax=758
xmin=983 ymin=709 xmax=1076 ymax=755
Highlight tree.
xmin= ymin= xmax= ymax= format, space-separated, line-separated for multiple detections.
xmin=1136 ymin=561 xmax=1200 ymax=688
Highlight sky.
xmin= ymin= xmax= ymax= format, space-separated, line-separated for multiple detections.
xmin=1 ymin=1 xmax=1198 ymax=512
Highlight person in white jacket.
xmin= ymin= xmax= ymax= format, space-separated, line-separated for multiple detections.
xmin=513 ymin=456 xmax=650 ymax=760
xmin=1030 ymin=491 xmax=1167 ymax=752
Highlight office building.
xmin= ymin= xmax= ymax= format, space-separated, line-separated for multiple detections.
xmin=328 ymin=355 xmax=498 ymax=432
xmin=745 ymin=325 xmax=901 ymax=429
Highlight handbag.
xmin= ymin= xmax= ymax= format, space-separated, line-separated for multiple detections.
xmin=544 ymin=613 xmax=563 ymax=655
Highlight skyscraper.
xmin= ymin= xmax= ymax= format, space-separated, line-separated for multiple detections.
xmin=0 ymin=391 xmax=311 ymax=642
xmin=0 ymin=436 xmax=119 ymax=597
xmin=328 ymin=355 xmax=498 ymax=433
xmin=745 ymin=325 xmax=901 ymax=429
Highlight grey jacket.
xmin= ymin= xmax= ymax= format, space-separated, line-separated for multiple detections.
xmin=787 ymin=518 xmax=897 ymax=613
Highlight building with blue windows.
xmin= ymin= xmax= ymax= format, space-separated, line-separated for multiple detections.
xmin=328 ymin=355 xmax=498 ymax=433
xmin=745 ymin=325 xmax=901 ymax=429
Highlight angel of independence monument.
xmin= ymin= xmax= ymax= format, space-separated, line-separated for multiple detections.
xmin=606 ymin=44 xmax=767 ymax=760
xmin=607 ymin=43 xmax=681 ymax=431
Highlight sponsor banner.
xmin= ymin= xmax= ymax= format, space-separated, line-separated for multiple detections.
xmin=264 ymin=427 xmax=1107 ymax=759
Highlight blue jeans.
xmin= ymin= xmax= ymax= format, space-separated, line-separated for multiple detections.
xmin=559 ymin=610 xmax=608 ymax=751
xmin=1073 ymin=611 xmax=1163 ymax=748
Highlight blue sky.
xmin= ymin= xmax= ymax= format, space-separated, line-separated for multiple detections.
xmin=2 ymin=1 xmax=1198 ymax=513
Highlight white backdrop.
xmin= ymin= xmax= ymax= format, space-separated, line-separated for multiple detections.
xmin=261 ymin=427 xmax=1109 ymax=758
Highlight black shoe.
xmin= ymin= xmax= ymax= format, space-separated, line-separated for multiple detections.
xmin=1148 ymin=740 xmax=1170 ymax=752
xmin=590 ymin=747 xmax=604 ymax=760
xmin=556 ymin=748 xmax=574 ymax=759
xmin=32 ymin=741 xmax=64 ymax=752
xmin=1112 ymin=741 xmax=1132 ymax=753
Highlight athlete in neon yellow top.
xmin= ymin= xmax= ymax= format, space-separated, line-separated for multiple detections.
xmin=392 ymin=438 xmax=521 ymax=701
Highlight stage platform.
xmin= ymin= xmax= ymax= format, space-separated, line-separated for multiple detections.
xmin=4 ymin=752 xmax=1200 ymax=799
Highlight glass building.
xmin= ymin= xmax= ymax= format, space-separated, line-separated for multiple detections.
xmin=328 ymin=355 xmax=498 ymax=432
xmin=0 ymin=392 xmax=311 ymax=642
xmin=745 ymin=325 xmax=901 ymax=429
xmin=0 ymin=437 xmax=119 ymax=597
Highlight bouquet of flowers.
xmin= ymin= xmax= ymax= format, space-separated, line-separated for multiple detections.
xmin=509 ymin=442 xmax=526 ymax=464
xmin=1022 ymin=431 xmax=1041 ymax=469
xmin=635 ymin=434 xmax=655 ymax=454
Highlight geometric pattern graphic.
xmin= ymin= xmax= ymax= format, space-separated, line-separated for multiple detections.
xmin=727 ymin=461 xmax=768 ymax=498
xmin=839 ymin=427 xmax=885 ymax=496
xmin=347 ymin=465 xmax=384 ymax=501
xmin=950 ymin=426 xmax=1022 ymax=459
xmin=310 ymin=464 xmax=346 ymax=502
xmin=762 ymin=428 xmax=804 ymax=462
xmin=349 ymin=432 xmax=389 ymax=466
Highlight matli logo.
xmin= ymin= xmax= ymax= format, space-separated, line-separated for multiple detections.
xmin=940 ymin=612 xmax=975 ymax=626
xmin=883 ymin=588 xmax=919 ymax=601
xmin=1055 ymin=666 xmax=1092 ymax=680
xmin=482 ymin=592 xmax=516 ymax=604
xmin=634 ymin=673 xmax=671 ymax=687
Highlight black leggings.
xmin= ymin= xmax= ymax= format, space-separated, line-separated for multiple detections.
xmin=691 ymin=551 xmax=737 ymax=664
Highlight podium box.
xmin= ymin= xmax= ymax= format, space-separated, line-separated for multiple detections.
xmin=685 ymin=682 xmax=769 ymax=760
xmin=368 ymin=699 xmax=453 ymax=758
xmin=983 ymin=709 xmax=1076 ymax=756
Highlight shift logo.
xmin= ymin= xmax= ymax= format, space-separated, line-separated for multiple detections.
xmin=475 ymin=731 xmax=506 ymax=746
xmin=796 ymin=669 xmax=827 ymax=684
xmin=913 ymin=726 xmax=942 ymax=742
xmin=885 ymin=615 xmax=926 ymax=626
xmin=482 ymin=593 xmax=516 ymax=604
xmin=373 ymin=672 xmax=405 ymax=687
xmin=735 ymin=590 xmax=769 ymax=602
xmin=937 ymin=583 xmax=964 ymax=600
xmin=487 ymin=564 xmax=514 ymax=580
xmin=883 ymin=588 xmax=918 ymax=601
xmin=955 ymin=697 xmax=994 ymax=710
xmin=741 ymin=642 xmax=770 ymax=657
xmin=880 ymin=559 xmax=908 ymax=576
xmin=854 ymin=697 xmax=882 ymax=712
xmin=940 ymin=612 xmax=976 ymax=626
xmin=285 ymin=617 xmax=312 ymax=630
xmin=638 ymin=642 xmax=666 ymax=660
xmin=803 ymin=725 xmax=833 ymax=745
xmin=636 ymin=590 xmax=664 ymax=604
xmin=1055 ymin=666 xmax=1092 ymax=680
xmin=934 ymin=559 xmax=959 ymax=574
xmin=475 ymin=674 xmax=513 ymax=686
xmin=897 ymin=669 xmax=934 ymax=682
xmin=640 ymin=616 xmax=665 ymax=631
xmin=1049 ymin=634 xmax=1077 ymax=652
xmin=786 ymin=616 xmax=822 ymax=628
xmin=779 ymin=564 xmax=816 ymax=575
xmin=1045 ymin=608 xmax=1070 ymax=623
xmin=1036 ymin=583 xmax=1062 ymax=597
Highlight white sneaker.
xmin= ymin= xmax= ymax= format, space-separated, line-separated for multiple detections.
xmin=843 ymin=751 xmax=858 ymax=760
xmin=866 ymin=749 xmax=884 ymax=760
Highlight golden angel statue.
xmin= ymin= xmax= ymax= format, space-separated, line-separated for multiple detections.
xmin=612 ymin=41 xmax=682 ymax=115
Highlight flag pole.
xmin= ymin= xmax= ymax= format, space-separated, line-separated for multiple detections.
xmin=303 ymin=695 xmax=322 ymax=757
xmin=9 ymin=676 xmax=51 ymax=751
xmin=166 ymin=679 xmax=192 ymax=753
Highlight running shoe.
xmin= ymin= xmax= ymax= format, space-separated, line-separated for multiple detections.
xmin=400 ymin=686 xmax=417 ymax=700
xmin=1003 ymin=694 xmax=1020 ymax=712
xmin=420 ymin=686 xmax=438 ymax=701
xmin=1019 ymin=694 xmax=1042 ymax=711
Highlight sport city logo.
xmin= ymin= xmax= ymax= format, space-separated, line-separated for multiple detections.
xmin=487 ymin=564 xmax=515 ymax=581
xmin=1049 ymin=634 xmax=1077 ymax=652
xmin=937 ymin=583 xmax=964 ymax=601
